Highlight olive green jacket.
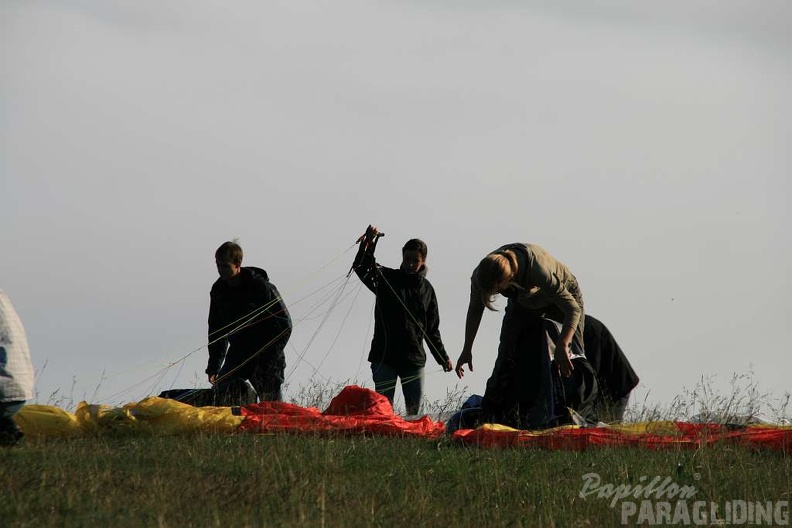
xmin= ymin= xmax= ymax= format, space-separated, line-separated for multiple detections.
xmin=470 ymin=243 xmax=583 ymax=337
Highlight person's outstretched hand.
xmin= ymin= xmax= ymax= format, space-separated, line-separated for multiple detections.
xmin=553 ymin=340 xmax=574 ymax=377
xmin=455 ymin=350 xmax=473 ymax=378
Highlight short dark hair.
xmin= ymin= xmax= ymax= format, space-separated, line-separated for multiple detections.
xmin=215 ymin=241 xmax=243 ymax=265
xmin=402 ymin=238 xmax=427 ymax=259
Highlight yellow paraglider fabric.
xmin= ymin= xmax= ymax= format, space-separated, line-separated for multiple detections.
xmin=15 ymin=397 xmax=243 ymax=437
xmin=13 ymin=404 xmax=83 ymax=438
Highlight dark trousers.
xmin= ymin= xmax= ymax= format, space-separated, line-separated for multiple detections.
xmin=0 ymin=401 xmax=25 ymax=446
xmin=217 ymin=345 xmax=286 ymax=402
xmin=371 ymin=362 xmax=424 ymax=415
xmin=481 ymin=306 xmax=598 ymax=429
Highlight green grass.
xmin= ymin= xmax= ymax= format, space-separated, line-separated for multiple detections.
xmin=8 ymin=373 xmax=790 ymax=527
xmin=2 ymin=432 xmax=790 ymax=528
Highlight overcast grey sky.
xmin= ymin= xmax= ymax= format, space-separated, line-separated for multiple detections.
xmin=2 ymin=1 xmax=790 ymax=416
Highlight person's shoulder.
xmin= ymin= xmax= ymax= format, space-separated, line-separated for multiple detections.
xmin=498 ymin=242 xmax=529 ymax=251
xmin=585 ymin=314 xmax=602 ymax=325
xmin=378 ymin=265 xmax=398 ymax=278
xmin=245 ymin=267 xmax=282 ymax=296
xmin=243 ymin=266 xmax=270 ymax=282
xmin=585 ymin=314 xmax=611 ymax=337
xmin=497 ymin=243 xmax=533 ymax=262
xmin=421 ymin=277 xmax=437 ymax=295
xmin=210 ymin=277 xmax=225 ymax=294
xmin=525 ymin=243 xmax=561 ymax=266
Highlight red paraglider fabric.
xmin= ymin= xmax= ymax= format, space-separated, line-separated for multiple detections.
xmin=237 ymin=385 xmax=445 ymax=439
xmin=452 ymin=421 xmax=792 ymax=451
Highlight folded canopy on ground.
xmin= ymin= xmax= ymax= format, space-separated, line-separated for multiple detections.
xmin=237 ymin=385 xmax=445 ymax=438
xmin=14 ymin=385 xmax=444 ymax=439
xmin=13 ymin=385 xmax=791 ymax=451
xmin=453 ymin=421 xmax=792 ymax=450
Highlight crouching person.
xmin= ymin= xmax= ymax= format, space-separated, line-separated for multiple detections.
xmin=583 ymin=314 xmax=639 ymax=422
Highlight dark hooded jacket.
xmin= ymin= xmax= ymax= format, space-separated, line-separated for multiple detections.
xmin=354 ymin=251 xmax=450 ymax=370
xmin=206 ymin=266 xmax=292 ymax=376
xmin=583 ymin=314 xmax=639 ymax=401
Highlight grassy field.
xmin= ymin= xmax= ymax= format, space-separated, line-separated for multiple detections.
xmin=4 ymin=375 xmax=790 ymax=527
xmin=2 ymin=430 xmax=790 ymax=528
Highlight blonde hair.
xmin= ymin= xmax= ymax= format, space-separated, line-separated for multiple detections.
xmin=474 ymin=250 xmax=518 ymax=311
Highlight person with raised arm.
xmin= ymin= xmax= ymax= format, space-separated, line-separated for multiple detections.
xmin=351 ymin=225 xmax=453 ymax=415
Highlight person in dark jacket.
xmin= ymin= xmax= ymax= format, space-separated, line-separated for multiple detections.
xmin=207 ymin=241 xmax=292 ymax=403
xmin=583 ymin=314 xmax=639 ymax=422
xmin=352 ymin=225 xmax=453 ymax=415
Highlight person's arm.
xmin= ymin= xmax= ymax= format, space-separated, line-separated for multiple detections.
xmin=455 ymin=282 xmax=485 ymax=378
xmin=352 ymin=225 xmax=381 ymax=293
xmin=206 ymin=291 xmax=228 ymax=383
xmin=530 ymin=259 xmax=580 ymax=377
xmin=424 ymin=286 xmax=452 ymax=372
xmin=552 ymin=325 xmax=576 ymax=378
xmin=265 ymin=282 xmax=292 ymax=347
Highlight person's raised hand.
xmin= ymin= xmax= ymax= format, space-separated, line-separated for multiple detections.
xmin=357 ymin=224 xmax=380 ymax=244
xmin=367 ymin=225 xmax=380 ymax=241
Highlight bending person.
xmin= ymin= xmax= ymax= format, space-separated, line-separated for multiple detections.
xmin=352 ymin=225 xmax=453 ymax=415
xmin=455 ymin=243 xmax=599 ymax=428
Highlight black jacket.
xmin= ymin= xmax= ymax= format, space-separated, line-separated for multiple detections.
xmin=206 ymin=267 xmax=292 ymax=376
xmin=583 ymin=314 xmax=639 ymax=400
xmin=354 ymin=250 xmax=449 ymax=370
